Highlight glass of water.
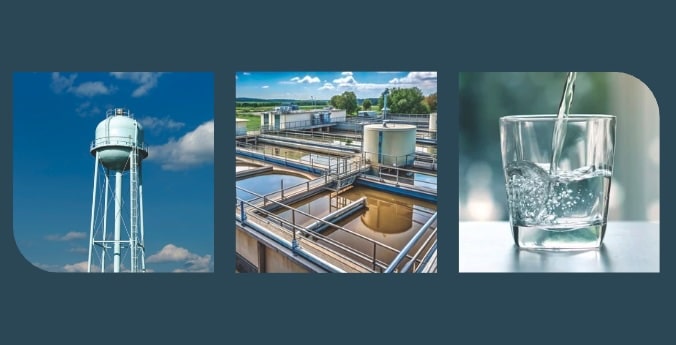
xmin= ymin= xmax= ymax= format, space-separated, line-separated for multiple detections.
xmin=500 ymin=114 xmax=616 ymax=249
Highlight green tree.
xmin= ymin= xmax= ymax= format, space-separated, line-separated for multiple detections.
xmin=342 ymin=91 xmax=358 ymax=114
xmin=377 ymin=87 xmax=428 ymax=114
xmin=362 ymin=99 xmax=372 ymax=110
xmin=425 ymin=92 xmax=437 ymax=112
xmin=329 ymin=91 xmax=358 ymax=115
xmin=330 ymin=95 xmax=343 ymax=109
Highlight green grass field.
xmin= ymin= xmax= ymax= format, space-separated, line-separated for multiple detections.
xmin=235 ymin=113 xmax=261 ymax=131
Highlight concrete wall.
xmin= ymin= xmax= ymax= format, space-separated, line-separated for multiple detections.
xmin=236 ymin=122 xmax=247 ymax=136
xmin=236 ymin=226 xmax=311 ymax=273
xmin=236 ymin=227 xmax=260 ymax=268
xmin=281 ymin=112 xmax=312 ymax=129
xmin=330 ymin=109 xmax=347 ymax=122
xmin=265 ymin=247 xmax=310 ymax=273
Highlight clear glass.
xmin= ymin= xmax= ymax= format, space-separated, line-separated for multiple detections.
xmin=500 ymin=114 xmax=616 ymax=250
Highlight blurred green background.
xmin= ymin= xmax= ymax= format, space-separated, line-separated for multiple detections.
xmin=459 ymin=72 xmax=660 ymax=222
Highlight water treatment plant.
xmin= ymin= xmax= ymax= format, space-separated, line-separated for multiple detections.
xmin=236 ymin=103 xmax=438 ymax=273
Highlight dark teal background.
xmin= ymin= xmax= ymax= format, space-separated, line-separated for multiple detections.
xmin=1 ymin=1 xmax=670 ymax=342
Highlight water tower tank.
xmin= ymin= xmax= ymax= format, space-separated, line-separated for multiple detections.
xmin=91 ymin=108 xmax=148 ymax=171
xmin=363 ymin=123 xmax=416 ymax=167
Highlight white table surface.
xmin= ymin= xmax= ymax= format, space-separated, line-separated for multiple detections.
xmin=459 ymin=221 xmax=660 ymax=273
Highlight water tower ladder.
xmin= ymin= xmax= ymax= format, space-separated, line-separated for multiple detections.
xmin=130 ymin=147 xmax=139 ymax=272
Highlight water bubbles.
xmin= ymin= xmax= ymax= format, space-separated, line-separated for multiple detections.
xmin=505 ymin=161 xmax=551 ymax=223
xmin=506 ymin=161 xmax=612 ymax=227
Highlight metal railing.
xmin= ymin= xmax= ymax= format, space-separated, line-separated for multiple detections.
xmin=261 ymin=130 xmax=362 ymax=145
xmin=384 ymin=212 xmax=437 ymax=273
xmin=382 ymin=113 xmax=431 ymax=123
xmin=236 ymin=141 xmax=368 ymax=176
xmin=237 ymin=160 xmax=368 ymax=210
xmin=91 ymin=136 xmax=148 ymax=152
xmin=236 ymin=186 xmax=428 ymax=272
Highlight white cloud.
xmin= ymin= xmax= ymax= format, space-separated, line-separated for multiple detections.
xmin=33 ymin=262 xmax=62 ymax=272
xmin=147 ymin=244 xmax=192 ymax=262
xmin=51 ymin=72 xmax=77 ymax=93
xmin=328 ymin=71 xmax=438 ymax=96
xmin=68 ymin=247 xmax=89 ymax=254
xmin=139 ymin=116 xmax=186 ymax=132
xmin=262 ymin=85 xmax=269 ymax=89
xmin=63 ymin=261 xmax=96 ymax=273
xmin=50 ymin=72 xmax=115 ymax=98
xmin=45 ymin=231 xmax=87 ymax=241
xmin=290 ymin=75 xmax=321 ymax=84
xmin=389 ymin=71 xmax=437 ymax=84
xmin=71 ymin=81 xmax=114 ymax=97
xmin=319 ymin=83 xmax=335 ymax=90
xmin=333 ymin=75 xmax=358 ymax=87
xmin=146 ymin=244 xmax=213 ymax=272
xmin=148 ymin=120 xmax=214 ymax=170
xmin=75 ymin=101 xmax=102 ymax=117
xmin=110 ymin=72 xmax=165 ymax=97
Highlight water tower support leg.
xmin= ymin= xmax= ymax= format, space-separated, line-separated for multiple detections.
xmin=102 ymin=169 xmax=109 ymax=272
xmin=139 ymin=176 xmax=145 ymax=272
xmin=87 ymin=154 xmax=99 ymax=273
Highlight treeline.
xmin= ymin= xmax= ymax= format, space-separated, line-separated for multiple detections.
xmin=237 ymin=100 xmax=330 ymax=108
xmin=237 ymin=88 xmax=438 ymax=115
xmin=330 ymin=87 xmax=438 ymax=115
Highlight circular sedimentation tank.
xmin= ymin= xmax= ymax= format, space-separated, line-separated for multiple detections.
xmin=91 ymin=108 xmax=148 ymax=171
xmin=361 ymin=198 xmax=413 ymax=234
xmin=362 ymin=122 xmax=416 ymax=167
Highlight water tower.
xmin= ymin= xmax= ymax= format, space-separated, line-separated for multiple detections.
xmin=87 ymin=108 xmax=149 ymax=273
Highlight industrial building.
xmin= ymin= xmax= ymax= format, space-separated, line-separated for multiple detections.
xmin=259 ymin=108 xmax=347 ymax=130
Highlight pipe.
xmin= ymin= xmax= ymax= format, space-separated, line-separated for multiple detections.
xmin=384 ymin=212 xmax=437 ymax=273
xmin=236 ymin=149 xmax=325 ymax=175
xmin=259 ymin=134 xmax=361 ymax=153
xmin=306 ymin=197 xmax=366 ymax=232
xmin=236 ymin=215 xmax=346 ymax=273
xmin=257 ymin=137 xmax=356 ymax=155
xmin=402 ymin=228 xmax=437 ymax=273
xmin=113 ymin=170 xmax=122 ymax=273
xmin=415 ymin=242 xmax=437 ymax=273
xmin=139 ymin=167 xmax=145 ymax=272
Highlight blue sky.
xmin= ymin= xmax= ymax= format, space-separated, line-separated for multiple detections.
xmin=13 ymin=72 xmax=214 ymax=273
xmin=236 ymin=71 xmax=437 ymax=100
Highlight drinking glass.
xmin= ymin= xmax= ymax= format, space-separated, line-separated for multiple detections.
xmin=500 ymin=114 xmax=616 ymax=249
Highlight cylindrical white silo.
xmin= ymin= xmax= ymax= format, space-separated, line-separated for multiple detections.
xmin=429 ymin=113 xmax=437 ymax=132
xmin=363 ymin=123 xmax=417 ymax=167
